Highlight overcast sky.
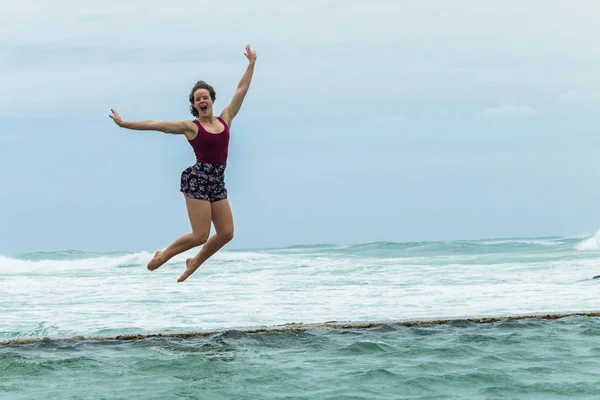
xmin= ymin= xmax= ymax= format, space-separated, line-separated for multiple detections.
xmin=2 ymin=0 xmax=600 ymax=255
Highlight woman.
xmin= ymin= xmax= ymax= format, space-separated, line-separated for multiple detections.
xmin=109 ymin=44 xmax=257 ymax=283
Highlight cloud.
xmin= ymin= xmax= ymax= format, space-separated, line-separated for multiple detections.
xmin=0 ymin=1 xmax=414 ymax=120
xmin=379 ymin=115 xmax=407 ymax=122
xmin=477 ymin=105 xmax=537 ymax=120
xmin=4 ymin=1 xmax=600 ymax=120
xmin=557 ymin=90 xmax=600 ymax=104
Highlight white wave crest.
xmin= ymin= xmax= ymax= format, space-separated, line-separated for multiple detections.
xmin=0 ymin=251 xmax=156 ymax=273
xmin=0 ymin=249 xmax=279 ymax=274
xmin=575 ymin=230 xmax=600 ymax=251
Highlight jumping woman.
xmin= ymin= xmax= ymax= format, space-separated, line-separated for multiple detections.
xmin=109 ymin=44 xmax=257 ymax=282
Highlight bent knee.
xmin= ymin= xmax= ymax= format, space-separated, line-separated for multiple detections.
xmin=220 ymin=230 xmax=234 ymax=243
xmin=192 ymin=232 xmax=209 ymax=246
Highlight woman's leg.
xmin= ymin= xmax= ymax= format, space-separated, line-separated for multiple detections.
xmin=147 ymin=195 xmax=212 ymax=271
xmin=177 ymin=198 xmax=234 ymax=282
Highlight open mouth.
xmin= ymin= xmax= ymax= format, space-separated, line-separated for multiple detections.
xmin=200 ymin=105 xmax=208 ymax=112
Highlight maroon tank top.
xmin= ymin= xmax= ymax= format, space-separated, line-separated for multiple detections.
xmin=188 ymin=117 xmax=230 ymax=164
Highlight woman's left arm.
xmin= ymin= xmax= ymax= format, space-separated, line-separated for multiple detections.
xmin=220 ymin=44 xmax=257 ymax=127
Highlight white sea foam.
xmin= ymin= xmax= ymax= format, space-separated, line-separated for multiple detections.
xmin=0 ymin=252 xmax=156 ymax=273
xmin=575 ymin=230 xmax=600 ymax=251
xmin=1 ymin=237 xmax=600 ymax=339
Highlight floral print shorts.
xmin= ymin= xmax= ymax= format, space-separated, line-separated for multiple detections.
xmin=180 ymin=162 xmax=227 ymax=203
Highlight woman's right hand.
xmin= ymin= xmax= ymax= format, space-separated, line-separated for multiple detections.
xmin=109 ymin=109 xmax=124 ymax=127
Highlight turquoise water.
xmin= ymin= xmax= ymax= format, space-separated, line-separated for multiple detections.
xmin=3 ymin=317 xmax=600 ymax=399
xmin=2 ymin=233 xmax=600 ymax=398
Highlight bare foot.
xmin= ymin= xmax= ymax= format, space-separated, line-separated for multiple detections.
xmin=147 ymin=250 xmax=167 ymax=271
xmin=177 ymin=257 xmax=201 ymax=282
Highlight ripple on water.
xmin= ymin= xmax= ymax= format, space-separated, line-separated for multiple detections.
xmin=2 ymin=318 xmax=600 ymax=398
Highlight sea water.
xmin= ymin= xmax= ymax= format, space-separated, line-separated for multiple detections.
xmin=2 ymin=233 xmax=600 ymax=398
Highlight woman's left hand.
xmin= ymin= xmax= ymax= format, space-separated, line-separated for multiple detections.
xmin=244 ymin=44 xmax=257 ymax=64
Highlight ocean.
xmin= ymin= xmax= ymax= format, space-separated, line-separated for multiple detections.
xmin=2 ymin=233 xmax=600 ymax=399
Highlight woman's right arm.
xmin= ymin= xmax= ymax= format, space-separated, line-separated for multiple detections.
xmin=109 ymin=109 xmax=196 ymax=137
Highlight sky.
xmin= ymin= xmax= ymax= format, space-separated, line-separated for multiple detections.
xmin=2 ymin=0 xmax=600 ymax=255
